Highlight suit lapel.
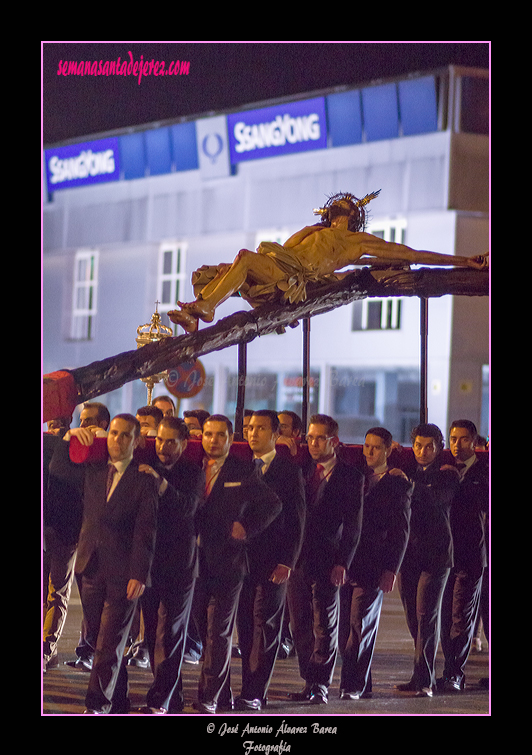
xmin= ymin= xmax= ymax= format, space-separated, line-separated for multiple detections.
xmin=106 ymin=459 xmax=135 ymax=506
xmin=263 ymin=453 xmax=280 ymax=482
xmin=207 ymin=457 xmax=231 ymax=500
xmin=95 ymin=463 xmax=110 ymax=502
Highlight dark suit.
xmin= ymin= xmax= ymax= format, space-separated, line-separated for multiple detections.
xmin=192 ymin=454 xmax=282 ymax=708
xmin=440 ymin=455 xmax=489 ymax=688
xmin=43 ymin=433 xmax=82 ymax=665
xmin=49 ymin=438 xmax=158 ymax=714
xmin=398 ymin=458 xmax=459 ymax=691
xmin=287 ymin=457 xmax=364 ymax=690
xmin=140 ymin=457 xmax=204 ymax=712
xmin=236 ymin=453 xmax=306 ymax=703
xmin=339 ymin=471 xmax=412 ymax=696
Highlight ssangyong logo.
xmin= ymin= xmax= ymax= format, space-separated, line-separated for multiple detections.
xmin=45 ymin=137 xmax=120 ymax=192
xmin=228 ymin=97 xmax=327 ymax=163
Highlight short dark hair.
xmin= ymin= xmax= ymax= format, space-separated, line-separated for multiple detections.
xmin=183 ymin=409 xmax=210 ymax=428
xmin=83 ymin=401 xmax=110 ymax=429
xmin=136 ymin=405 xmax=164 ymax=425
xmin=365 ymin=426 xmax=393 ymax=449
xmin=204 ymin=414 xmax=233 ymax=435
xmin=411 ymin=423 xmax=444 ymax=450
xmin=449 ymin=419 xmax=478 ymax=443
xmin=159 ymin=416 xmax=190 ymax=440
xmin=251 ymin=410 xmax=280 ymax=433
xmin=112 ymin=413 xmax=141 ymax=438
xmin=309 ymin=413 xmax=339 ymax=438
xmin=278 ymin=410 xmax=302 ymax=435
xmin=153 ymin=394 xmax=176 ymax=409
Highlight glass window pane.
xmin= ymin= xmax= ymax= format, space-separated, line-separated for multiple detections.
xmin=77 ymin=258 xmax=87 ymax=281
xmin=386 ymin=300 xmax=393 ymax=329
xmin=460 ymin=77 xmax=489 ymax=135
xmin=161 ymin=279 xmax=172 ymax=304
xmin=395 ymin=300 xmax=402 ymax=329
xmin=398 ymin=76 xmax=438 ymax=136
xmin=76 ymin=286 xmax=89 ymax=310
xmin=163 ymin=250 xmax=173 ymax=275
xmin=362 ymin=83 xmax=399 ymax=141
xmin=326 ymin=90 xmax=363 ymax=147
xmin=367 ymin=301 xmax=382 ymax=329
xmin=351 ymin=301 xmax=363 ymax=331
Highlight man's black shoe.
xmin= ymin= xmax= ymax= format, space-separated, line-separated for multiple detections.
xmin=235 ymin=697 xmax=262 ymax=711
xmin=309 ymin=684 xmax=328 ymax=705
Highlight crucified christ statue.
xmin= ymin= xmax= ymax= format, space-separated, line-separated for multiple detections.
xmin=168 ymin=191 xmax=487 ymax=333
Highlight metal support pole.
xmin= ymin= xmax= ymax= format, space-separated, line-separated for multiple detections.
xmin=235 ymin=341 xmax=247 ymax=440
xmin=420 ymin=297 xmax=428 ymax=424
xmin=302 ymin=317 xmax=311 ymax=432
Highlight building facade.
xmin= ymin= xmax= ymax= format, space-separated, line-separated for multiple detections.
xmin=42 ymin=65 xmax=489 ymax=443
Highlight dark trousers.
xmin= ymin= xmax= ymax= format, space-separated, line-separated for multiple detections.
xmin=398 ymin=563 xmax=450 ymax=690
xmin=287 ymin=567 xmax=340 ymax=688
xmin=141 ymin=576 xmax=196 ymax=712
xmin=80 ymin=570 xmax=137 ymax=713
xmin=479 ymin=566 xmax=489 ymax=642
xmin=237 ymin=574 xmax=287 ymax=702
xmin=192 ymin=574 xmax=243 ymax=706
xmin=42 ymin=528 xmax=77 ymax=663
xmin=440 ymin=567 xmax=484 ymax=684
xmin=339 ymin=583 xmax=384 ymax=696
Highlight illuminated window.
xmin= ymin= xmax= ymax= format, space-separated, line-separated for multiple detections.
xmin=367 ymin=218 xmax=407 ymax=245
xmin=352 ymin=219 xmax=406 ymax=331
xmin=352 ymin=297 xmax=402 ymax=331
xmin=157 ymin=241 xmax=187 ymax=330
xmin=71 ymin=249 xmax=99 ymax=340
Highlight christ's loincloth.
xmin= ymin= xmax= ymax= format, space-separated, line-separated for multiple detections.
xmin=191 ymin=242 xmax=341 ymax=309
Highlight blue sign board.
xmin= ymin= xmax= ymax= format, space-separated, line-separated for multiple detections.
xmin=227 ymin=97 xmax=327 ymax=163
xmin=45 ymin=137 xmax=120 ymax=192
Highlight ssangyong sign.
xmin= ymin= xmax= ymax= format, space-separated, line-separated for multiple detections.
xmin=227 ymin=97 xmax=327 ymax=163
xmin=45 ymin=137 xmax=120 ymax=192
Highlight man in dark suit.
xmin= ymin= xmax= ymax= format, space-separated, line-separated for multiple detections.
xmin=287 ymin=414 xmax=364 ymax=705
xmin=135 ymin=417 xmax=204 ymax=713
xmin=192 ymin=415 xmax=282 ymax=714
xmin=43 ymin=417 xmax=78 ymax=672
xmin=339 ymin=427 xmax=412 ymax=700
xmin=439 ymin=419 xmax=489 ymax=692
xmin=44 ymin=404 xmax=110 ymax=672
xmin=49 ymin=414 xmax=158 ymax=714
xmin=235 ymin=410 xmax=306 ymax=711
xmin=397 ymin=423 xmax=460 ymax=697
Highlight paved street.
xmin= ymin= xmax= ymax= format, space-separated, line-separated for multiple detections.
xmin=42 ymin=580 xmax=489 ymax=724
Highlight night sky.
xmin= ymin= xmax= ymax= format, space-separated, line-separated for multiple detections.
xmin=42 ymin=42 xmax=490 ymax=146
